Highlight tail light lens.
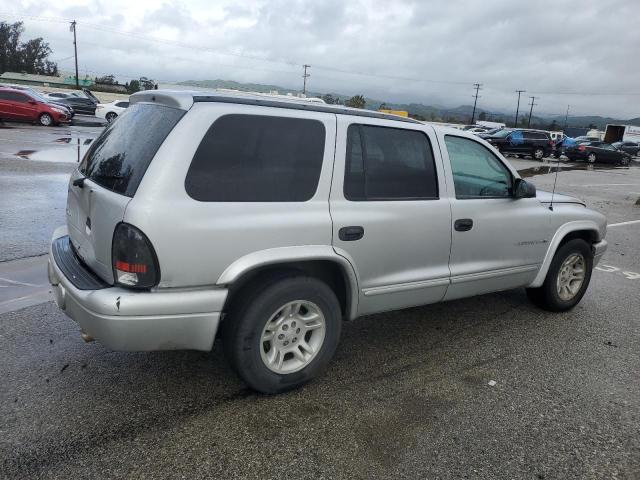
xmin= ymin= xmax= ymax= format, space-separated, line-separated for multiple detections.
xmin=112 ymin=223 xmax=160 ymax=289
xmin=578 ymin=145 xmax=586 ymax=151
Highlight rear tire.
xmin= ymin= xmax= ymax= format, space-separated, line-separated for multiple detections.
xmin=526 ymin=239 xmax=593 ymax=312
xmin=105 ymin=112 xmax=117 ymax=123
xmin=223 ymin=275 xmax=342 ymax=394
xmin=39 ymin=113 xmax=53 ymax=126
xmin=587 ymin=152 xmax=597 ymax=163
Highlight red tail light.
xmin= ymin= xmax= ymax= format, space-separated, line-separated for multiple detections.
xmin=578 ymin=145 xmax=586 ymax=151
xmin=112 ymin=223 xmax=160 ymax=289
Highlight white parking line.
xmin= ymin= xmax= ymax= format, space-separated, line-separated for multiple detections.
xmin=608 ymin=220 xmax=640 ymax=228
xmin=570 ymin=184 xmax=640 ymax=187
xmin=0 ymin=277 xmax=41 ymax=288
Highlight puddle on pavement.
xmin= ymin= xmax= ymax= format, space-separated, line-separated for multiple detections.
xmin=13 ymin=137 xmax=94 ymax=163
xmin=518 ymin=162 xmax=635 ymax=178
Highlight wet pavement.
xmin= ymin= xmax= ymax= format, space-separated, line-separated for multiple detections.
xmin=1 ymin=129 xmax=639 ymax=478
xmin=0 ymin=124 xmax=102 ymax=263
xmin=0 ymin=123 xmax=102 ymax=163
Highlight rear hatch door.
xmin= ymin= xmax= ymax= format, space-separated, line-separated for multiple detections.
xmin=67 ymin=102 xmax=185 ymax=283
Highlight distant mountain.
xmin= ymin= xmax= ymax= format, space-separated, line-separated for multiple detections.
xmin=178 ymin=79 xmax=640 ymax=129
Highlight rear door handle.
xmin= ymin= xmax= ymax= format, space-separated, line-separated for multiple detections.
xmin=454 ymin=218 xmax=473 ymax=232
xmin=339 ymin=226 xmax=364 ymax=241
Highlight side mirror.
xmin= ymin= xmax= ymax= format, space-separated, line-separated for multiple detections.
xmin=513 ymin=178 xmax=536 ymax=199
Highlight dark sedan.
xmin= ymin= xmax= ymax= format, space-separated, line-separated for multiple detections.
xmin=612 ymin=141 xmax=640 ymax=156
xmin=46 ymin=89 xmax=98 ymax=115
xmin=565 ymin=141 xmax=632 ymax=165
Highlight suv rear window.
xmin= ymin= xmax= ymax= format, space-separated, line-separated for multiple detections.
xmin=80 ymin=103 xmax=184 ymax=197
xmin=185 ymin=114 xmax=326 ymax=202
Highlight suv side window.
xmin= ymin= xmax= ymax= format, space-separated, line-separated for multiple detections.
xmin=344 ymin=124 xmax=438 ymax=201
xmin=185 ymin=114 xmax=326 ymax=202
xmin=445 ymin=135 xmax=513 ymax=199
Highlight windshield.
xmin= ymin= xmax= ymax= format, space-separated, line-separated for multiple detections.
xmin=492 ymin=129 xmax=512 ymax=138
xmin=79 ymin=103 xmax=184 ymax=197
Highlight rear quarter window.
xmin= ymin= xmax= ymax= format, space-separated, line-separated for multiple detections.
xmin=185 ymin=114 xmax=326 ymax=202
xmin=80 ymin=103 xmax=184 ymax=197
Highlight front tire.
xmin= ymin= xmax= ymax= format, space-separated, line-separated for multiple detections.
xmin=587 ymin=152 xmax=597 ymax=163
xmin=39 ymin=113 xmax=53 ymax=126
xmin=105 ymin=112 xmax=117 ymax=123
xmin=533 ymin=147 xmax=545 ymax=161
xmin=223 ymin=276 xmax=342 ymax=394
xmin=526 ymin=239 xmax=593 ymax=312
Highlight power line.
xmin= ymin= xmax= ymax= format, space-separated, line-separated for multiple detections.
xmin=470 ymin=83 xmax=482 ymax=124
xmin=527 ymin=96 xmax=538 ymax=128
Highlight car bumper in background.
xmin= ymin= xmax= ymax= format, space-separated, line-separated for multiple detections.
xmin=48 ymin=226 xmax=227 ymax=351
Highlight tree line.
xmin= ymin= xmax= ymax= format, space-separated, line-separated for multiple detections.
xmin=0 ymin=21 xmax=58 ymax=76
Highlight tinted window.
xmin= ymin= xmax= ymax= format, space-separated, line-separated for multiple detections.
xmin=344 ymin=124 xmax=438 ymax=201
xmin=185 ymin=115 xmax=326 ymax=202
xmin=0 ymin=91 xmax=27 ymax=102
xmin=116 ymin=102 xmax=129 ymax=108
xmin=445 ymin=135 xmax=512 ymax=199
xmin=80 ymin=103 xmax=184 ymax=197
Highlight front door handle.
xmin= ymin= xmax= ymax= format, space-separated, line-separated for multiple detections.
xmin=454 ymin=218 xmax=473 ymax=232
xmin=339 ymin=226 xmax=364 ymax=241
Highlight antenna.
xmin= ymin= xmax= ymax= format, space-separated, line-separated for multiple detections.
xmin=549 ymin=139 xmax=561 ymax=211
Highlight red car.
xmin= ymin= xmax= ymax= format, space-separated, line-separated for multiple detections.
xmin=0 ymin=87 xmax=71 ymax=126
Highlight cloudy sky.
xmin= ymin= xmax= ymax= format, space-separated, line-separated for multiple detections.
xmin=3 ymin=0 xmax=639 ymax=118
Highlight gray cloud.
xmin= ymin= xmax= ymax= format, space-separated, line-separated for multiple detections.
xmin=7 ymin=0 xmax=640 ymax=117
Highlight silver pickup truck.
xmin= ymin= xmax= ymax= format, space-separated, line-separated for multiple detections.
xmin=48 ymin=90 xmax=607 ymax=393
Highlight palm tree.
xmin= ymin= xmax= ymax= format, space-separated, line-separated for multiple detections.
xmin=345 ymin=95 xmax=366 ymax=109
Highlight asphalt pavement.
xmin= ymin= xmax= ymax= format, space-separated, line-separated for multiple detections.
xmin=1 ymin=126 xmax=639 ymax=479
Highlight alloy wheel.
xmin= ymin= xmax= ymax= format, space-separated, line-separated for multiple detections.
xmin=556 ymin=253 xmax=586 ymax=301
xmin=260 ymin=300 xmax=326 ymax=374
xmin=40 ymin=114 xmax=52 ymax=126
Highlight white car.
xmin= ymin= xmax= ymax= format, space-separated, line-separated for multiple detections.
xmin=95 ymin=100 xmax=129 ymax=123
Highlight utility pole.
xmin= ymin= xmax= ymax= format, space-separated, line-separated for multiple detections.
xmin=302 ymin=64 xmax=310 ymax=95
xmin=563 ymin=104 xmax=570 ymax=130
xmin=514 ymin=90 xmax=525 ymax=127
xmin=470 ymin=83 xmax=482 ymax=124
xmin=527 ymin=96 xmax=538 ymax=128
xmin=70 ymin=20 xmax=79 ymax=89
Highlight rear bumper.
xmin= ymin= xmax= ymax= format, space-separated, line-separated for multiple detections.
xmin=48 ymin=226 xmax=227 ymax=351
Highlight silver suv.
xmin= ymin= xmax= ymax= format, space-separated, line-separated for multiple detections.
xmin=48 ymin=90 xmax=607 ymax=393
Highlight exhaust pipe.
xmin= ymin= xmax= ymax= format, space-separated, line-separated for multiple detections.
xmin=80 ymin=329 xmax=94 ymax=343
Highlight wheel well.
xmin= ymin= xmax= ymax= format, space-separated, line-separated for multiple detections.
xmin=559 ymin=229 xmax=599 ymax=248
xmin=223 ymin=260 xmax=351 ymax=320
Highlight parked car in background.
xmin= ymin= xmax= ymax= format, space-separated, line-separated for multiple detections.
xmin=0 ymin=87 xmax=72 ymax=126
xmin=484 ymin=128 xmax=553 ymax=160
xmin=611 ymin=141 xmax=640 ymax=156
xmin=95 ymin=100 xmax=129 ymax=122
xmin=477 ymin=127 xmax=503 ymax=138
xmin=565 ymin=141 xmax=632 ymax=165
xmin=48 ymin=90 xmax=607 ymax=393
xmin=574 ymin=136 xmax=600 ymax=143
xmin=0 ymin=84 xmax=75 ymax=118
xmin=45 ymin=88 xmax=99 ymax=115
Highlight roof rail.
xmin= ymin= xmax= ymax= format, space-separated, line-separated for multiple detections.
xmin=192 ymin=94 xmax=421 ymax=124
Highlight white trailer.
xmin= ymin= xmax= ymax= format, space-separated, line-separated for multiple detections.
xmin=603 ymin=124 xmax=640 ymax=143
